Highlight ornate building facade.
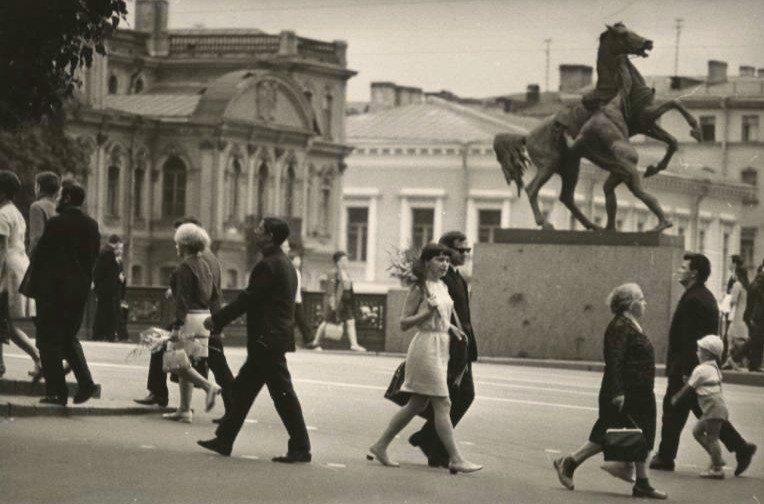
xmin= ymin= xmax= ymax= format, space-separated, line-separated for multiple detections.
xmin=67 ymin=0 xmax=355 ymax=289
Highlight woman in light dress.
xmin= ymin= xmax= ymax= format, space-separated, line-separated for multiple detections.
xmin=368 ymin=243 xmax=481 ymax=474
xmin=722 ymin=263 xmax=748 ymax=370
xmin=0 ymin=170 xmax=42 ymax=380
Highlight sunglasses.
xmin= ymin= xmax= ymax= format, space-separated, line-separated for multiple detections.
xmin=455 ymin=247 xmax=472 ymax=254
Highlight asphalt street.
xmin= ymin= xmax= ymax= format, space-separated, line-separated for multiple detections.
xmin=1 ymin=342 xmax=763 ymax=504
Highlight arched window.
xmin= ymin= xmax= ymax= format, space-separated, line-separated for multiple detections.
xmin=162 ymin=156 xmax=187 ymax=218
xmin=282 ymin=161 xmax=296 ymax=217
xmin=227 ymin=159 xmax=243 ymax=221
xmin=323 ymin=93 xmax=334 ymax=140
xmin=133 ymin=167 xmax=145 ymax=219
xmin=256 ymin=161 xmax=268 ymax=218
xmin=106 ymin=165 xmax=120 ymax=216
xmin=319 ymin=172 xmax=333 ymax=235
xmin=108 ymin=75 xmax=118 ymax=94
xmin=134 ymin=78 xmax=144 ymax=94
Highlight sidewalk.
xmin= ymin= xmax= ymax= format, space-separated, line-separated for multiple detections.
xmin=2 ymin=345 xmax=763 ymax=418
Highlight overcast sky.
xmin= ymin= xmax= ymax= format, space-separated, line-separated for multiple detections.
xmin=127 ymin=0 xmax=764 ymax=101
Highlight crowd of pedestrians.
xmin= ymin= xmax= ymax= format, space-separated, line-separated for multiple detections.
xmin=0 ymin=165 xmax=761 ymax=496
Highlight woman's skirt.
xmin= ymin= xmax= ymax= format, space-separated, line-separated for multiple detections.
xmin=400 ymin=329 xmax=450 ymax=397
xmin=589 ymin=390 xmax=657 ymax=456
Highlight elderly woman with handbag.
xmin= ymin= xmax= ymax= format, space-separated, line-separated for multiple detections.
xmin=161 ymin=223 xmax=221 ymax=423
xmin=307 ymin=251 xmax=366 ymax=352
xmin=553 ymin=283 xmax=666 ymax=499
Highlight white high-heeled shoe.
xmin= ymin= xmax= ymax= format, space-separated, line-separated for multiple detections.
xmin=448 ymin=460 xmax=483 ymax=475
xmin=366 ymin=445 xmax=400 ymax=467
xmin=205 ymin=385 xmax=222 ymax=412
xmin=163 ymin=410 xmax=192 ymax=423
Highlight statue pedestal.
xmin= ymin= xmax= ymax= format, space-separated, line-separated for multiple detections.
xmin=471 ymin=229 xmax=686 ymax=362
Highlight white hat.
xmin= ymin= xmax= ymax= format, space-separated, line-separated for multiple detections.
xmin=697 ymin=335 xmax=724 ymax=359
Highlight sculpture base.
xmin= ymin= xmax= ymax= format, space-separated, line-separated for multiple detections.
xmin=471 ymin=229 xmax=685 ymax=362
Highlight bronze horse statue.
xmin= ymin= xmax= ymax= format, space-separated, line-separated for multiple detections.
xmin=494 ymin=23 xmax=702 ymax=232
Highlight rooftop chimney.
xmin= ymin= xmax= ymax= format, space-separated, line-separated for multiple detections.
xmin=739 ymin=65 xmax=756 ymax=77
xmin=396 ymin=86 xmax=423 ymax=106
xmin=369 ymin=82 xmax=397 ymax=112
xmin=707 ymin=60 xmax=728 ymax=85
xmin=559 ymin=65 xmax=593 ymax=93
xmin=526 ymin=84 xmax=540 ymax=105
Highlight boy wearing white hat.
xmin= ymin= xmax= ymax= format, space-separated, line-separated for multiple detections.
xmin=671 ymin=335 xmax=728 ymax=479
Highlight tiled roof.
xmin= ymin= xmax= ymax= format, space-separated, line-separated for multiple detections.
xmin=347 ymin=97 xmax=534 ymax=143
xmin=103 ymin=95 xmax=201 ymax=117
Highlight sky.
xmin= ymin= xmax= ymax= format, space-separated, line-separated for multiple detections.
xmin=126 ymin=0 xmax=764 ymax=101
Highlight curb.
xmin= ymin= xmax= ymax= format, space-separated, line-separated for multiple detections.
xmin=3 ymin=401 xmax=173 ymax=418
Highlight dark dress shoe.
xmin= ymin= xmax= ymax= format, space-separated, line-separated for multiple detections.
xmin=197 ymin=438 xmax=232 ymax=457
xmin=39 ymin=396 xmax=67 ymax=406
xmin=735 ymin=443 xmax=757 ymax=476
xmin=272 ymin=452 xmax=312 ymax=463
xmin=632 ymin=484 xmax=668 ymax=499
xmin=73 ymin=383 xmax=98 ymax=404
xmin=648 ymin=454 xmax=675 ymax=471
xmin=133 ymin=394 xmax=169 ymax=408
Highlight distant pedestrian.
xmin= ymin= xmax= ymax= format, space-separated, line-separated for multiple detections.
xmin=306 ymin=251 xmax=366 ymax=352
xmin=650 ymin=253 xmax=756 ymax=476
xmin=92 ymin=234 xmax=124 ymax=342
xmin=28 ymin=171 xmax=60 ymax=255
xmin=721 ymin=259 xmax=748 ymax=370
xmin=26 ymin=182 xmax=100 ymax=406
xmin=289 ymin=252 xmax=312 ymax=346
xmin=367 ymin=243 xmax=481 ymax=474
xmin=553 ymin=283 xmax=666 ymax=499
xmin=671 ymin=335 xmax=729 ymax=479
xmin=198 ymin=218 xmax=312 ymax=463
xmin=743 ymin=264 xmax=764 ymax=372
xmin=0 ymin=170 xmax=42 ymax=381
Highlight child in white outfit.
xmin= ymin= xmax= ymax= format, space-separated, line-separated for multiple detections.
xmin=671 ymin=334 xmax=728 ymax=479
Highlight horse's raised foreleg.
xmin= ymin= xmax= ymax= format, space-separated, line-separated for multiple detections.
xmin=525 ymin=167 xmax=556 ymax=229
xmin=642 ymin=99 xmax=702 ymax=142
xmin=642 ymin=125 xmax=678 ymax=178
xmin=558 ymin=154 xmax=600 ymax=230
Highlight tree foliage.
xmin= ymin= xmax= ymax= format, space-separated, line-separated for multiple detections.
xmin=0 ymin=0 xmax=128 ymax=128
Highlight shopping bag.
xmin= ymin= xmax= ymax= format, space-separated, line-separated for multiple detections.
xmin=162 ymin=348 xmax=191 ymax=372
xmin=323 ymin=322 xmax=344 ymax=341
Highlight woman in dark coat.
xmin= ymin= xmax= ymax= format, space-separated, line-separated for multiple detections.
xmin=553 ymin=283 xmax=667 ymax=499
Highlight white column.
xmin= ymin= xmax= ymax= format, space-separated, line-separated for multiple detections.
xmin=501 ymin=199 xmax=511 ymax=227
xmin=399 ymin=196 xmax=410 ymax=249
xmin=465 ymin=198 xmax=477 ymax=244
xmin=366 ymin=196 xmax=378 ymax=282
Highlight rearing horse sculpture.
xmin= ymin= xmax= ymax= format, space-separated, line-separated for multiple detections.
xmin=494 ymin=23 xmax=702 ymax=232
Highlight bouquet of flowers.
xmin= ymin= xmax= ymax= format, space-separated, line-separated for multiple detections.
xmin=126 ymin=327 xmax=172 ymax=360
xmin=386 ymin=246 xmax=422 ymax=287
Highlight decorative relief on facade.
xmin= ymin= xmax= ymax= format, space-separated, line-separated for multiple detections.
xmin=256 ymin=80 xmax=278 ymax=122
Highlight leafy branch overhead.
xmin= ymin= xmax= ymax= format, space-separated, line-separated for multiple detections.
xmin=0 ymin=0 xmax=128 ymax=128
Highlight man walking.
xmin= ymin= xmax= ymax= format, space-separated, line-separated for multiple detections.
xmin=409 ymin=230 xmax=478 ymax=468
xmin=650 ymin=253 xmax=756 ymax=476
xmin=743 ymin=264 xmax=764 ymax=372
xmin=197 ymin=218 xmax=311 ymax=462
xmin=92 ymin=234 xmax=124 ymax=342
xmin=27 ymin=182 xmax=100 ymax=406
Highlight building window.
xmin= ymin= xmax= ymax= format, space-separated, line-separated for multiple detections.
xmin=700 ymin=116 xmax=716 ymax=142
xmin=131 ymin=264 xmax=143 ymax=286
xmin=162 ymin=156 xmax=186 ymax=218
xmin=227 ymin=159 xmax=243 ymax=221
xmin=108 ymin=75 xmax=118 ymax=94
xmin=160 ymin=266 xmax=175 ymax=286
xmin=346 ymin=207 xmax=368 ymax=262
xmin=134 ymin=78 xmax=144 ymax=94
xmin=323 ymin=93 xmax=334 ymax=140
xmin=698 ymin=229 xmax=706 ymax=254
xmin=282 ymin=162 xmax=296 ymax=217
xmin=741 ymin=167 xmax=757 ymax=187
xmin=133 ymin=168 xmax=145 ymax=219
xmin=226 ymin=269 xmax=238 ymax=289
xmin=741 ymin=227 xmax=756 ymax=274
xmin=106 ymin=165 xmax=120 ymax=217
xmin=477 ymin=209 xmax=502 ymax=243
xmin=256 ymin=162 xmax=268 ymax=218
xmin=411 ymin=208 xmax=435 ymax=250
xmin=319 ymin=175 xmax=333 ymax=235
xmin=742 ymin=115 xmax=759 ymax=142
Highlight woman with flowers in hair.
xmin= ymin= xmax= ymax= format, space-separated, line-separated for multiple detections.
xmin=367 ymin=243 xmax=482 ymax=474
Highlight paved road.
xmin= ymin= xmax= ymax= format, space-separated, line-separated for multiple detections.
xmin=1 ymin=343 xmax=763 ymax=503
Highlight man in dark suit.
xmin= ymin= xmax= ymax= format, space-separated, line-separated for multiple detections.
xmin=197 ymin=218 xmax=311 ymax=462
xmin=650 ymin=253 xmax=756 ymax=476
xmin=409 ymin=230 xmax=477 ymax=468
xmin=28 ymin=182 xmax=100 ymax=406
xmin=744 ymin=264 xmax=764 ymax=372
xmin=92 ymin=234 xmax=123 ymax=342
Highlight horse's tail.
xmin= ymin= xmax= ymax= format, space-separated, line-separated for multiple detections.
xmin=493 ymin=133 xmax=530 ymax=197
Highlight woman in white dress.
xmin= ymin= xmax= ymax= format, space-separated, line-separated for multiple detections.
xmin=368 ymin=243 xmax=481 ymax=474
xmin=0 ymin=171 xmax=42 ymax=380
xmin=722 ymin=265 xmax=748 ymax=370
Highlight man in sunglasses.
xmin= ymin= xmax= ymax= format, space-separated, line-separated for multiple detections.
xmin=408 ymin=230 xmax=478 ymax=468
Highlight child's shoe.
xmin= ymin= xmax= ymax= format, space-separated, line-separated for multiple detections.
xmin=699 ymin=466 xmax=725 ymax=479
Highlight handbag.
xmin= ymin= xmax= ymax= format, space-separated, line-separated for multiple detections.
xmin=162 ymin=348 xmax=191 ymax=372
xmin=384 ymin=361 xmax=410 ymax=407
xmin=603 ymin=413 xmax=648 ymax=462
xmin=323 ymin=321 xmax=344 ymax=341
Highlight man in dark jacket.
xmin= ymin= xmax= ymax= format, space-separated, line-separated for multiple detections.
xmin=28 ymin=182 xmax=100 ymax=406
xmin=408 ymin=230 xmax=478 ymax=468
xmin=197 ymin=218 xmax=310 ymax=462
xmin=744 ymin=265 xmax=764 ymax=372
xmin=92 ymin=234 xmax=123 ymax=341
xmin=651 ymin=253 xmax=756 ymax=476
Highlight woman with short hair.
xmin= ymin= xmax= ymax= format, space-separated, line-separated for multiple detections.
xmin=162 ymin=223 xmax=221 ymax=423
xmin=553 ymin=283 xmax=666 ymax=499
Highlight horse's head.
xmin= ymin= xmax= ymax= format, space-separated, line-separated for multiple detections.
xmin=602 ymin=22 xmax=653 ymax=58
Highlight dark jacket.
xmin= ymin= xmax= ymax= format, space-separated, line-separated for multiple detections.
xmin=26 ymin=206 xmax=100 ymax=306
xmin=93 ymin=247 xmax=121 ymax=298
xmin=211 ymin=244 xmax=297 ymax=354
xmin=442 ymin=266 xmax=478 ymax=362
xmin=744 ymin=272 xmax=764 ymax=326
xmin=666 ymin=282 xmax=719 ymax=377
xmin=600 ymin=315 xmax=656 ymax=400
